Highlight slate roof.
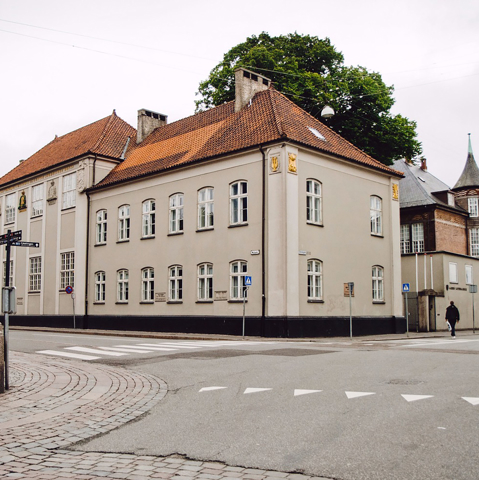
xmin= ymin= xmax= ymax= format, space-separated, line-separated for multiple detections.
xmin=0 ymin=111 xmax=136 ymax=188
xmin=95 ymin=88 xmax=402 ymax=189
xmin=452 ymin=136 xmax=479 ymax=190
xmin=393 ymin=159 xmax=465 ymax=212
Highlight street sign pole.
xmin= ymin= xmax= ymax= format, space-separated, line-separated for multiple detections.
xmin=469 ymin=285 xmax=477 ymax=334
xmin=242 ymin=276 xmax=252 ymax=337
xmin=3 ymin=230 xmax=11 ymax=390
xmin=348 ymin=282 xmax=354 ymax=340
xmin=405 ymin=293 xmax=409 ymax=337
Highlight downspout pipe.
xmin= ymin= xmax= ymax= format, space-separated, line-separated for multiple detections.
xmin=84 ymin=154 xmax=96 ymax=329
xmin=260 ymin=146 xmax=266 ymax=336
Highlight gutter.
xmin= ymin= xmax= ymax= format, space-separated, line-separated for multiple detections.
xmin=260 ymin=146 xmax=266 ymax=336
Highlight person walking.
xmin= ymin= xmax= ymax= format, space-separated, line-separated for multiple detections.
xmin=445 ymin=301 xmax=460 ymax=338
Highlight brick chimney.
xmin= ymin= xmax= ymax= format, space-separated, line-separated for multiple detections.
xmin=420 ymin=156 xmax=427 ymax=171
xmin=235 ymin=68 xmax=271 ymax=112
xmin=137 ymin=109 xmax=167 ymax=144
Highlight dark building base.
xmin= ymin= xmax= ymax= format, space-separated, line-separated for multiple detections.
xmin=9 ymin=315 xmax=406 ymax=338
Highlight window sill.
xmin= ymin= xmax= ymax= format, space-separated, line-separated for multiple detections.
xmin=115 ymin=301 xmax=129 ymax=305
xmin=196 ymin=300 xmax=214 ymax=304
xmin=167 ymin=301 xmax=183 ymax=304
xmin=31 ymin=215 xmax=43 ymax=220
xmin=93 ymin=302 xmax=105 ymax=305
xmin=308 ymin=299 xmax=324 ymax=303
xmin=306 ymin=222 xmax=324 ymax=228
xmin=228 ymin=223 xmax=248 ymax=229
xmin=61 ymin=206 xmax=76 ymax=212
xmin=371 ymin=233 xmax=384 ymax=238
xmin=228 ymin=299 xmax=247 ymax=303
xmin=373 ymin=301 xmax=386 ymax=304
xmin=28 ymin=291 xmax=41 ymax=295
xmin=140 ymin=301 xmax=154 ymax=305
xmin=141 ymin=236 xmax=155 ymax=240
xmin=116 ymin=239 xmax=130 ymax=244
xmin=94 ymin=243 xmax=106 ymax=247
xmin=4 ymin=221 xmax=14 ymax=226
xmin=168 ymin=232 xmax=184 ymax=236
xmin=196 ymin=227 xmax=214 ymax=233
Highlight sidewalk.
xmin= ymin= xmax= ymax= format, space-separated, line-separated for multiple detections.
xmin=0 ymin=351 xmax=330 ymax=480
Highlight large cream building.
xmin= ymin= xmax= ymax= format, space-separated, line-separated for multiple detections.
xmin=1 ymin=69 xmax=404 ymax=337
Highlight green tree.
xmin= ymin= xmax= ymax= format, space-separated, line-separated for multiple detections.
xmin=196 ymin=32 xmax=421 ymax=165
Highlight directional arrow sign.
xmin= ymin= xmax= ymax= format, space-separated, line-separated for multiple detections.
xmin=10 ymin=241 xmax=40 ymax=248
xmin=0 ymin=230 xmax=22 ymax=241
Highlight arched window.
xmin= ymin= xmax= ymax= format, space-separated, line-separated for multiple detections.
xmin=142 ymin=199 xmax=156 ymax=237
xmin=230 ymin=260 xmax=248 ymax=299
xmin=370 ymin=196 xmax=382 ymax=235
xmin=372 ymin=266 xmax=384 ymax=301
xmin=169 ymin=265 xmax=183 ymax=301
xmin=95 ymin=271 xmax=106 ymax=303
xmin=198 ymin=188 xmax=214 ymax=229
xmin=198 ymin=263 xmax=213 ymax=300
xmin=306 ymin=180 xmax=322 ymax=225
xmin=96 ymin=209 xmax=107 ymax=244
xmin=117 ymin=269 xmax=129 ymax=303
xmin=141 ymin=267 xmax=154 ymax=302
xmin=169 ymin=193 xmax=184 ymax=233
xmin=307 ymin=259 xmax=322 ymax=300
xmin=230 ymin=181 xmax=248 ymax=225
xmin=118 ymin=205 xmax=130 ymax=241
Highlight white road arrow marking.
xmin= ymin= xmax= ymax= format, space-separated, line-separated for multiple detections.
xmin=462 ymin=397 xmax=479 ymax=406
xmin=345 ymin=391 xmax=376 ymax=399
xmin=199 ymin=387 xmax=228 ymax=392
xmin=244 ymin=388 xmax=272 ymax=394
xmin=294 ymin=389 xmax=323 ymax=396
xmin=401 ymin=394 xmax=434 ymax=402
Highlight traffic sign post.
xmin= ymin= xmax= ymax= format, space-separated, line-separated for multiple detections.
xmin=242 ymin=277 xmax=252 ymax=337
xmin=402 ymin=283 xmax=410 ymax=337
xmin=348 ymin=282 xmax=354 ymax=340
xmin=469 ymin=285 xmax=477 ymax=334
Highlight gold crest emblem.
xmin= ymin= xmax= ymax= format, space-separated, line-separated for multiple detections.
xmin=271 ymin=156 xmax=279 ymax=172
xmin=392 ymin=184 xmax=399 ymax=201
xmin=288 ymin=153 xmax=297 ymax=173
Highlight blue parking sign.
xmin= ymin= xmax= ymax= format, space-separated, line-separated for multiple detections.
xmin=402 ymin=283 xmax=410 ymax=293
xmin=245 ymin=276 xmax=252 ymax=286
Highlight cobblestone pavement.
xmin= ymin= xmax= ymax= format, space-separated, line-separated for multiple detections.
xmin=0 ymin=352 xmax=330 ymax=480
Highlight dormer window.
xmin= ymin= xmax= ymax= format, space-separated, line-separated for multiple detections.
xmin=468 ymin=198 xmax=478 ymax=217
xmin=447 ymin=193 xmax=455 ymax=207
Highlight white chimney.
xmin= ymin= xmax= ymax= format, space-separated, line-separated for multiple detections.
xmin=137 ymin=109 xmax=167 ymax=144
xmin=235 ymin=68 xmax=271 ymax=113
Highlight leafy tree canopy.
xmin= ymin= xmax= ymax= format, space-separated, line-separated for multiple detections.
xmin=196 ymin=32 xmax=422 ymax=165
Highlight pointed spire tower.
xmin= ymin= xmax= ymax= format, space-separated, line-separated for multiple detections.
xmin=453 ymin=134 xmax=479 ymax=190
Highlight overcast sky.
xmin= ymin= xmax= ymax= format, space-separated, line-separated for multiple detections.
xmin=1 ymin=0 xmax=478 ymax=186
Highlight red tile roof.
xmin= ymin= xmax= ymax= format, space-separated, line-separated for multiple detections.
xmin=0 ymin=111 xmax=136 ymax=187
xmin=95 ymin=88 xmax=402 ymax=189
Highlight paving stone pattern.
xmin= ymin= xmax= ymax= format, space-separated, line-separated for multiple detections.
xmin=0 ymin=352 xmax=329 ymax=480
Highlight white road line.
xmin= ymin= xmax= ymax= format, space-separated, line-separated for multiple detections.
xmin=99 ymin=347 xmax=153 ymax=354
xmin=244 ymin=388 xmax=272 ymax=394
xmin=462 ymin=397 xmax=479 ymax=406
xmin=113 ymin=345 xmax=157 ymax=351
xmin=199 ymin=387 xmax=228 ymax=392
xmin=400 ymin=339 xmax=477 ymax=347
xmin=345 ymin=391 xmax=376 ymax=399
xmin=65 ymin=347 xmax=127 ymax=356
xmin=36 ymin=350 xmax=99 ymax=360
xmin=294 ymin=389 xmax=322 ymax=396
xmin=139 ymin=343 xmax=197 ymax=349
xmin=402 ymin=394 xmax=434 ymax=402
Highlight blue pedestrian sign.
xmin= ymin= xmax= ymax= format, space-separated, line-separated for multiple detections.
xmin=245 ymin=276 xmax=252 ymax=286
xmin=402 ymin=283 xmax=410 ymax=293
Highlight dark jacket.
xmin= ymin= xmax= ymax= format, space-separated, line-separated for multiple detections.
xmin=446 ymin=304 xmax=460 ymax=321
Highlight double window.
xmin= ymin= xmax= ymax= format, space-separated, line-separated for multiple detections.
xmin=230 ymin=181 xmax=248 ymax=225
xmin=198 ymin=263 xmax=213 ymax=300
xmin=117 ymin=269 xmax=129 ymax=302
xmin=306 ymin=180 xmax=322 ymax=225
xmin=370 ymin=196 xmax=382 ymax=236
xmin=62 ymin=172 xmax=76 ymax=209
xmin=230 ymin=260 xmax=248 ymax=299
xmin=31 ymin=184 xmax=44 ymax=217
xmin=471 ymin=228 xmax=479 ymax=257
xmin=400 ymin=223 xmax=424 ymax=254
xmin=5 ymin=193 xmax=16 ymax=224
xmin=142 ymin=267 xmax=155 ymax=302
xmin=307 ymin=259 xmax=323 ymax=300
xmin=169 ymin=265 xmax=183 ymax=301
xmin=118 ymin=205 xmax=130 ymax=241
xmin=468 ymin=198 xmax=479 ymax=217
xmin=142 ymin=200 xmax=156 ymax=237
xmin=372 ymin=266 xmax=384 ymax=301
xmin=169 ymin=194 xmax=184 ymax=233
xmin=198 ymin=188 xmax=214 ymax=230
xmin=95 ymin=271 xmax=106 ymax=302
xmin=60 ymin=252 xmax=75 ymax=289
xmin=96 ymin=210 xmax=107 ymax=244
xmin=29 ymin=257 xmax=42 ymax=292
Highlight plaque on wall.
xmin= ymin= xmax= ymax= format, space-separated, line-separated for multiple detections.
xmin=155 ymin=292 xmax=166 ymax=302
xmin=214 ymin=291 xmax=227 ymax=301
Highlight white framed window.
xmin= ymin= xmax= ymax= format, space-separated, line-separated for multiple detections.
xmin=62 ymin=172 xmax=76 ymax=209
xmin=307 ymin=259 xmax=323 ymax=300
xmin=169 ymin=193 xmax=184 ymax=233
xmin=230 ymin=181 xmax=248 ymax=225
xmin=230 ymin=260 xmax=248 ymax=300
xmin=372 ymin=265 xmax=384 ymax=301
xmin=198 ymin=188 xmax=214 ymax=230
xmin=31 ymin=184 xmax=44 ymax=217
xmin=118 ymin=205 xmax=130 ymax=241
xmin=60 ymin=252 xmax=75 ymax=289
xmin=3 ymin=260 xmax=13 ymax=287
xmin=370 ymin=196 xmax=382 ymax=235
xmin=466 ymin=265 xmax=473 ymax=285
xmin=117 ymin=269 xmax=129 ymax=302
xmin=142 ymin=199 xmax=155 ymax=238
xmin=5 ymin=193 xmax=16 ymax=224
xmin=141 ymin=267 xmax=154 ymax=302
xmin=306 ymin=180 xmax=322 ymax=224
xmin=96 ymin=209 xmax=107 ymax=244
xmin=400 ymin=225 xmax=410 ymax=254
xmin=169 ymin=265 xmax=183 ymax=301
xmin=95 ymin=271 xmax=106 ymax=302
xmin=449 ymin=262 xmax=458 ymax=284
xmin=470 ymin=228 xmax=479 ymax=257
xmin=412 ymin=223 xmax=424 ymax=253
xmin=468 ymin=198 xmax=479 ymax=217
xmin=198 ymin=263 xmax=213 ymax=300
xmin=29 ymin=257 xmax=42 ymax=292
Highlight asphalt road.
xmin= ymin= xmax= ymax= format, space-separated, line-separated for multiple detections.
xmin=9 ymin=330 xmax=479 ymax=480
